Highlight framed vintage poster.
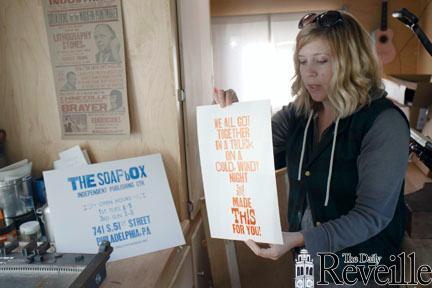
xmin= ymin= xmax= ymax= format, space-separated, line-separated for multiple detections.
xmin=42 ymin=0 xmax=130 ymax=139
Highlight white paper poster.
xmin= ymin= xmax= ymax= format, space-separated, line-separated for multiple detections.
xmin=197 ymin=100 xmax=283 ymax=244
xmin=43 ymin=154 xmax=185 ymax=261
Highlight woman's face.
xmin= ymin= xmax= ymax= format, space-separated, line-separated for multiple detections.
xmin=298 ymin=38 xmax=333 ymax=103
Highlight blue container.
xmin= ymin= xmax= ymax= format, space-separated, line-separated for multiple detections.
xmin=33 ymin=178 xmax=47 ymax=206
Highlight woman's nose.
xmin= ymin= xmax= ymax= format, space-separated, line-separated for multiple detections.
xmin=304 ymin=64 xmax=318 ymax=77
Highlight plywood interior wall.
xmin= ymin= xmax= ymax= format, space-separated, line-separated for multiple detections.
xmin=211 ymin=0 xmax=344 ymax=16
xmin=418 ymin=0 xmax=432 ymax=74
xmin=210 ymin=0 xmax=427 ymax=75
xmin=0 ymin=0 xmax=189 ymax=220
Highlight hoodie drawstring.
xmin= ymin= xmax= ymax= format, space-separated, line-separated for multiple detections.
xmin=297 ymin=112 xmax=340 ymax=207
xmin=297 ymin=111 xmax=314 ymax=181
xmin=324 ymin=117 xmax=340 ymax=207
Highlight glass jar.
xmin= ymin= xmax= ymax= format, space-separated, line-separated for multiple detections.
xmin=19 ymin=221 xmax=41 ymax=241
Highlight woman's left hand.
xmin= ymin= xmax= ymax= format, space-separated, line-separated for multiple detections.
xmin=244 ymin=232 xmax=305 ymax=260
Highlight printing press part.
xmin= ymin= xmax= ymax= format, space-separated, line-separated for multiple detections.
xmin=0 ymin=240 xmax=113 ymax=288
xmin=410 ymin=140 xmax=432 ymax=169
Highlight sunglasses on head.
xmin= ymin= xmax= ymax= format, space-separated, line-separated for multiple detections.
xmin=298 ymin=10 xmax=344 ymax=29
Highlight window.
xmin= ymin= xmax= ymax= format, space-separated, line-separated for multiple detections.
xmin=211 ymin=12 xmax=312 ymax=114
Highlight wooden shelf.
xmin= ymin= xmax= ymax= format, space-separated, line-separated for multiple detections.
xmin=100 ymin=221 xmax=192 ymax=288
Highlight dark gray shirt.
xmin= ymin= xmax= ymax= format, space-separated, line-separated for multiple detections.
xmin=298 ymin=108 xmax=409 ymax=256
xmin=272 ymin=106 xmax=409 ymax=256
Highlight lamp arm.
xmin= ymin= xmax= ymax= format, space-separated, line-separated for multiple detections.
xmin=393 ymin=8 xmax=432 ymax=56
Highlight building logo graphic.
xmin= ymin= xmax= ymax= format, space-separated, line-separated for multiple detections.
xmin=295 ymin=249 xmax=314 ymax=288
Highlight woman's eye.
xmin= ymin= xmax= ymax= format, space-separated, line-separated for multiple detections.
xmin=317 ymin=59 xmax=328 ymax=64
xmin=299 ymin=60 xmax=307 ymax=65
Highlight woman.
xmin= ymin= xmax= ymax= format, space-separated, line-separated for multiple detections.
xmin=214 ymin=11 xmax=409 ymax=287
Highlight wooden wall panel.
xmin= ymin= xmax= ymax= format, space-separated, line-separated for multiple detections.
xmin=177 ymin=0 xmax=214 ymax=219
xmin=188 ymin=216 xmax=213 ymax=287
xmin=418 ymin=0 xmax=432 ymax=74
xmin=211 ymin=0 xmax=344 ymax=16
xmin=210 ymin=0 xmax=424 ymax=75
xmin=0 ymin=0 xmax=188 ymax=220
xmin=382 ymin=0 xmax=424 ymax=75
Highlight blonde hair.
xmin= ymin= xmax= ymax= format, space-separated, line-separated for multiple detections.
xmin=291 ymin=11 xmax=382 ymax=119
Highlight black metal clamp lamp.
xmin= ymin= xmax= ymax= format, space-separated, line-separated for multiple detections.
xmin=392 ymin=8 xmax=432 ymax=56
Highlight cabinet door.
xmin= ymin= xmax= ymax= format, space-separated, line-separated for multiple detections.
xmin=190 ymin=218 xmax=212 ymax=288
xmin=176 ymin=0 xmax=214 ymax=219
xmin=170 ymin=247 xmax=194 ymax=288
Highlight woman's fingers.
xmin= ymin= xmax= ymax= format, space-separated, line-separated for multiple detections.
xmin=225 ymin=89 xmax=238 ymax=106
xmin=244 ymin=240 xmax=280 ymax=260
xmin=244 ymin=239 xmax=261 ymax=255
xmin=213 ymin=88 xmax=238 ymax=107
xmin=225 ymin=89 xmax=233 ymax=106
xmin=212 ymin=88 xmax=221 ymax=106
xmin=217 ymin=89 xmax=226 ymax=107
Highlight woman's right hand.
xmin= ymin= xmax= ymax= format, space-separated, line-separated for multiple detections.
xmin=213 ymin=88 xmax=239 ymax=108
